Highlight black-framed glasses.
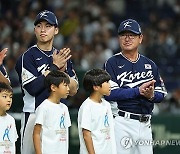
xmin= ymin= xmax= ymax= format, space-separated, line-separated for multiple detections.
xmin=119 ymin=33 xmax=139 ymax=39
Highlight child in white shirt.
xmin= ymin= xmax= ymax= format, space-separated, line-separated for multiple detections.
xmin=0 ymin=82 xmax=18 ymax=154
xmin=78 ymin=68 xmax=116 ymax=154
xmin=33 ymin=70 xmax=71 ymax=154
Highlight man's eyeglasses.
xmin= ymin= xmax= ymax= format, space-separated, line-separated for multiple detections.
xmin=119 ymin=33 xmax=139 ymax=39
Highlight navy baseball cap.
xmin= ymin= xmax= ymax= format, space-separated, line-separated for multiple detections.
xmin=118 ymin=19 xmax=141 ymax=35
xmin=34 ymin=10 xmax=58 ymax=26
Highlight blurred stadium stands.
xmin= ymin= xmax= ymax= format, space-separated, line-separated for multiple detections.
xmin=0 ymin=0 xmax=180 ymax=153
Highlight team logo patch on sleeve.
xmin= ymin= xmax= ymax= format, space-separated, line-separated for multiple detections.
xmin=160 ymin=76 xmax=165 ymax=87
xmin=22 ymin=70 xmax=28 ymax=81
xmin=144 ymin=64 xmax=152 ymax=69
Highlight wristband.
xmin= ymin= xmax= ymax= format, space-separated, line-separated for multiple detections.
xmin=49 ymin=64 xmax=59 ymax=71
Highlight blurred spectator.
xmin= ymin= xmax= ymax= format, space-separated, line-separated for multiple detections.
xmin=5 ymin=55 xmax=19 ymax=87
xmin=60 ymin=7 xmax=80 ymax=40
xmin=159 ymin=88 xmax=180 ymax=114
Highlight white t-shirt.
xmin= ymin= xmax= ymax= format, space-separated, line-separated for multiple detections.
xmin=78 ymin=97 xmax=116 ymax=154
xmin=35 ymin=99 xmax=71 ymax=154
xmin=0 ymin=113 xmax=18 ymax=154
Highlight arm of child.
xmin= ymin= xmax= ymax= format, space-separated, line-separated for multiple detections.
xmin=33 ymin=124 xmax=42 ymax=154
xmin=82 ymin=128 xmax=95 ymax=154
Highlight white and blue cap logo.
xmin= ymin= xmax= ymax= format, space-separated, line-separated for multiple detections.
xmin=34 ymin=10 xmax=58 ymax=26
xmin=118 ymin=19 xmax=141 ymax=35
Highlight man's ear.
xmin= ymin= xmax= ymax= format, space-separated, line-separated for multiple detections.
xmin=55 ymin=27 xmax=59 ymax=35
xmin=139 ymin=34 xmax=143 ymax=44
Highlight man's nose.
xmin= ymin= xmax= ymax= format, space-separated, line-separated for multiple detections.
xmin=41 ymin=26 xmax=46 ymax=32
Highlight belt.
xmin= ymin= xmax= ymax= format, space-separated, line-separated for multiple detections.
xmin=118 ymin=110 xmax=150 ymax=123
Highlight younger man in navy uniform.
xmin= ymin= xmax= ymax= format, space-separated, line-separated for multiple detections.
xmin=16 ymin=10 xmax=78 ymax=154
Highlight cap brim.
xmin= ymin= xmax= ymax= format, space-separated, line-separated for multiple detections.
xmin=118 ymin=28 xmax=141 ymax=35
xmin=34 ymin=18 xmax=56 ymax=26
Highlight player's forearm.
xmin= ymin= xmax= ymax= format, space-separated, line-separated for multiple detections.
xmin=69 ymin=78 xmax=78 ymax=96
xmin=0 ymin=72 xmax=10 ymax=85
xmin=149 ymin=91 xmax=164 ymax=103
xmin=83 ymin=129 xmax=95 ymax=154
xmin=24 ymin=75 xmax=46 ymax=96
xmin=105 ymin=87 xmax=140 ymax=101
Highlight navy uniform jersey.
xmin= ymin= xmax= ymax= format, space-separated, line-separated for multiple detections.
xmin=104 ymin=52 xmax=167 ymax=115
xmin=0 ymin=65 xmax=10 ymax=81
xmin=15 ymin=45 xmax=78 ymax=112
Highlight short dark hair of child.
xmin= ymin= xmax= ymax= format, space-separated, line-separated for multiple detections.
xmin=0 ymin=82 xmax=13 ymax=93
xmin=44 ymin=70 xmax=70 ymax=93
xmin=83 ymin=68 xmax=111 ymax=93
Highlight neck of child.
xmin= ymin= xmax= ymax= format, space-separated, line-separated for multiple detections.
xmin=89 ymin=92 xmax=103 ymax=103
xmin=48 ymin=95 xmax=61 ymax=104
xmin=0 ymin=110 xmax=6 ymax=116
xmin=37 ymin=41 xmax=53 ymax=51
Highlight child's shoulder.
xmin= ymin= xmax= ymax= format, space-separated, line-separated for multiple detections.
xmin=101 ymin=98 xmax=111 ymax=107
xmin=4 ymin=113 xmax=16 ymax=121
xmin=59 ymin=102 xmax=69 ymax=109
xmin=38 ymin=99 xmax=49 ymax=107
xmin=79 ymin=98 xmax=91 ymax=109
xmin=81 ymin=97 xmax=91 ymax=105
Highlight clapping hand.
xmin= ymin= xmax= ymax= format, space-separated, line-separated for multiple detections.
xmin=139 ymin=80 xmax=156 ymax=99
xmin=0 ymin=48 xmax=8 ymax=65
xmin=52 ymin=48 xmax=72 ymax=71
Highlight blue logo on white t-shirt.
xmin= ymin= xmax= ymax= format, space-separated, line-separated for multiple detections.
xmin=60 ymin=113 xmax=65 ymax=128
xmin=3 ymin=125 xmax=11 ymax=141
xmin=104 ymin=112 xmax=109 ymax=127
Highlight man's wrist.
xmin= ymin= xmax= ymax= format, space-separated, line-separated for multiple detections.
xmin=49 ymin=64 xmax=59 ymax=71
xmin=43 ymin=70 xmax=50 ymax=77
xmin=149 ymin=94 xmax=154 ymax=101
